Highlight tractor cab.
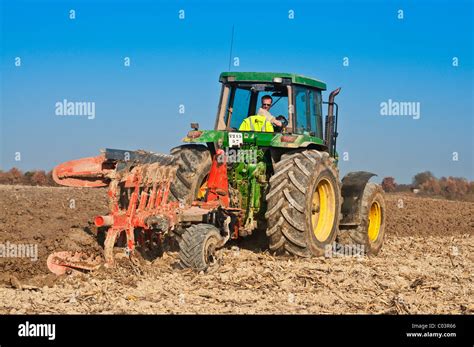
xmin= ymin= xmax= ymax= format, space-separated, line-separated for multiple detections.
xmin=215 ymin=72 xmax=326 ymax=140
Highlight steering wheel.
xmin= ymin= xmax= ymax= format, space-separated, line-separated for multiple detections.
xmin=274 ymin=115 xmax=288 ymax=132
xmin=278 ymin=115 xmax=288 ymax=128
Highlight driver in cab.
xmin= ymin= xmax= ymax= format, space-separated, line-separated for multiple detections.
xmin=239 ymin=95 xmax=284 ymax=132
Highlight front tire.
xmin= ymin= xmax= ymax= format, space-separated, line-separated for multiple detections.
xmin=178 ymin=224 xmax=222 ymax=271
xmin=265 ymin=150 xmax=341 ymax=257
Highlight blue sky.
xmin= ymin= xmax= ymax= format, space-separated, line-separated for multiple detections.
xmin=1 ymin=0 xmax=472 ymax=183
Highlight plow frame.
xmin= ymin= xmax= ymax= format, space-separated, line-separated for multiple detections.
xmin=50 ymin=147 xmax=237 ymax=273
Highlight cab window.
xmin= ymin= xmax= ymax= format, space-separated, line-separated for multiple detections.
xmin=224 ymin=87 xmax=252 ymax=130
xmin=294 ymin=86 xmax=322 ymax=137
xmin=224 ymin=84 xmax=289 ymax=131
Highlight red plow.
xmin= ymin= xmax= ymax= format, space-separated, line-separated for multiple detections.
xmin=49 ymin=148 xmax=233 ymax=274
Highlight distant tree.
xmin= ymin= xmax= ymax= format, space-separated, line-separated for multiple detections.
xmin=421 ymin=178 xmax=441 ymax=195
xmin=451 ymin=177 xmax=469 ymax=197
xmin=7 ymin=168 xmax=23 ymax=184
xmin=444 ymin=177 xmax=458 ymax=198
xmin=0 ymin=168 xmax=60 ymax=186
xmin=412 ymin=171 xmax=435 ymax=187
xmin=0 ymin=170 xmax=8 ymax=184
xmin=31 ymin=170 xmax=48 ymax=186
xmin=469 ymin=181 xmax=474 ymax=194
xmin=381 ymin=177 xmax=397 ymax=192
xmin=23 ymin=171 xmax=35 ymax=185
xmin=435 ymin=176 xmax=469 ymax=199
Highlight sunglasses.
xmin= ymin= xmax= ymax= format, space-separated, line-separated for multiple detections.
xmin=262 ymin=103 xmax=272 ymax=107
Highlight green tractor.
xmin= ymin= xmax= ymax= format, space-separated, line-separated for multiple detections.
xmin=170 ymin=72 xmax=386 ymax=263
xmin=50 ymin=72 xmax=386 ymax=274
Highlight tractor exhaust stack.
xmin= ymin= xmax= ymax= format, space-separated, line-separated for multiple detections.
xmin=325 ymin=87 xmax=341 ymax=157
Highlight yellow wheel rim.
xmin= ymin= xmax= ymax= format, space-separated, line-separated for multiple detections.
xmin=311 ymin=178 xmax=336 ymax=242
xmin=197 ymin=179 xmax=208 ymax=200
xmin=368 ymin=201 xmax=382 ymax=242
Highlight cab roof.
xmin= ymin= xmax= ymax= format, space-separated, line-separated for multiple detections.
xmin=219 ymin=72 xmax=326 ymax=90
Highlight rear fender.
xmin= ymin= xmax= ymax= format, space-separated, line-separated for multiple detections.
xmin=340 ymin=171 xmax=376 ymax=226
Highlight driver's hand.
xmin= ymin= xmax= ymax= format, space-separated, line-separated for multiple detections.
xmin=273 ymin=120 xmax=283 ymax=127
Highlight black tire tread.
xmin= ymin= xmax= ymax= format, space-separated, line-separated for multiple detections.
xmin=337 ymin=183 xmax=386 ymax=255
xmin=169 ymin=145 xmax=211 ymax=204
xmin=178 ymin=224 xmax=221 ymax=271
xmin=265 ymin=149 xmax=341 ymax=257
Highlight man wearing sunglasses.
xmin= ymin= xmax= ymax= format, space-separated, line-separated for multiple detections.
xmin=258 ymin=95 xmax=283 ymax=128
xmin=238 ymin=95 xmax=285 ymax=132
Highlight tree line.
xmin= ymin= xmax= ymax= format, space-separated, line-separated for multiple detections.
xmin=1 ymin=167 xmax=473 ymax=201
xmin=382 ymin=171 xmax=474 ymax=201
xmin=0 ymin=168 xmax=58 ymax=186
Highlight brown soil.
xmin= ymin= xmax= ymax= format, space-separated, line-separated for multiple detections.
xmin=0 ymin=185 xmax=472 ymax=314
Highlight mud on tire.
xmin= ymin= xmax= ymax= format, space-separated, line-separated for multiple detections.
xmin=178 ymin=224 xmax=222 ymax=271
xmin=169 ymin=145 xmax=211 ymax=204
xmin=265 ymin=150 xmax=341 ymax=257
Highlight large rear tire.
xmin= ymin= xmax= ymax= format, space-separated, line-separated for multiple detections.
xmin=169 ymin=145 xmax=211 ymax=204
xmin=265 ymin=150 xmax=341 ymax=257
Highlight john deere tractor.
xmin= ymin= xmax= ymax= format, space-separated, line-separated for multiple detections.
xmin=50 ymin=72 xmax=385 ymax=274
xmin=170 ymin=72 xmax=385 ymax=261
